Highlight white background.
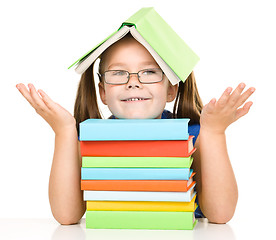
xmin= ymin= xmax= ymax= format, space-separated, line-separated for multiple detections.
xmin=0 ymin=0 xmax=275 ymax=227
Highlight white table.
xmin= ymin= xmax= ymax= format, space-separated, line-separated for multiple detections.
xmin=0 ymin=217 xmax=272 ymax=240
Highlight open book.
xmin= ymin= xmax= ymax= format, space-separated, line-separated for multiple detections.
xmin=69 ymin=7 xmax=199 ymax=85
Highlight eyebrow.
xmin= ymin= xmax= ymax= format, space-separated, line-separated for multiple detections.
xmin=108 ymin=62 xmax=159 ymax=70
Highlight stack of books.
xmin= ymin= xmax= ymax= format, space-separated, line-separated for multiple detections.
xmin=80 ymin=119 xmax=198 ymax=230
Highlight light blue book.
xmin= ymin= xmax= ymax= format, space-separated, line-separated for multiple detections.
xmin=84 ymin=183 xmax=196 ymax=202
xmin=81 ymin=168 xmax=193 ymax=180
xmin=79 ymin=119 xmax=190 ymax=141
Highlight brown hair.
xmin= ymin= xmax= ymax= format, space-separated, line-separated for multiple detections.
xmin=74 ymin=36 xmax=203 ymax=133
xmin=173 ymin=71 xmax=203 ymax=124
xmin=74 ymin=61 xmax=102 ymax=134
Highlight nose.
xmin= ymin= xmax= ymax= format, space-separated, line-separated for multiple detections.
xmin=126 ymin=73 xmax=143 ymax=89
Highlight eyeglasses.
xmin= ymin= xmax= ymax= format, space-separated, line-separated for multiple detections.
xmin=98 ymin=68 xmax=164 ymax=85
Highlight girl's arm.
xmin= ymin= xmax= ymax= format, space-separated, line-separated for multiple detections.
xmin=49 ymin=128 xmax=85 ymax=224
xmin=16 ymin=83 xmax=85 ymax=225
xmin=192 ymin=83 xmax=255 ymax=224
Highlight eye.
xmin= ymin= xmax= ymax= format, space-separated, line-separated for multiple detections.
xmin=112 ymin=71 xmax=126 ymax=76
xmin=142 ymin=69 xmax=157 ymax=75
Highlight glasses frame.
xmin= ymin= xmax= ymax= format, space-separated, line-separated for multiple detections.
xmin=97 ymin=68 xmax=164 ymax=85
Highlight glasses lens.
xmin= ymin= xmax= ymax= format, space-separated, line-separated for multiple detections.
xmin=105 ymin=70 xmax=128 ymax=84
xmin=139 ymin=69 xmax=163 ymax=83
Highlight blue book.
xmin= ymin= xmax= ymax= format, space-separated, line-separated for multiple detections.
xmin=81 ymin=168 xmax=193 ymax=180
xmin=79 ymin=119 xmax=190 ymax=141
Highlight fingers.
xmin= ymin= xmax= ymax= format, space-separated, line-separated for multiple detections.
xmin=37 ymin=89 xmax=55 ymax=111
xmin=235 ymin=86 xmax=255 ymax=108
xmin=235 ymin=101 xmax=253 ymax=120
xmin=228 ymin=83 xmax=255 ymax=108
xmin=226 ymin=83 xmax=246 ymax=107
xmin=217 ymin=83 xmax=255 ymax=109
xmin=217 ymin=87 xmax=232 ymax=107
xmin=16 ymin=83 xmax=50 ymax=114
xmin=28 ymin=84 xmax=47 ymax=111
xmin=16 ymin=83 xmax=36 ymax=107
xmin=204 ymin=98 xmax=216 ymax=113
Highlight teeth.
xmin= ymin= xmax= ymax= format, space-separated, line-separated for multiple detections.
xmin=126 ymin=98 xmax=145 ymax=101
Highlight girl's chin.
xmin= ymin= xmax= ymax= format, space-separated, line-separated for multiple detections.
xmin=112 ymin=110 xmax=162 ymax=119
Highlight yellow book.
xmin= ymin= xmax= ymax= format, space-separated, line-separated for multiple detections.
xmin=87 ymin=195 xmax=197 ymax=212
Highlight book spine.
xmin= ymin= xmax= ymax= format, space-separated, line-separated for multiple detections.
xmin=83 ymin=189 xmax=196 ymax=202
xmin=86 ymin=195 xmax=197 ymax=211
xmin=81 ymin=179 xmax=196 ymax=192
xmin=82 ymin=156 xmax=193 ymax=168
xmin=86 ymin=210 xmax=197 ymax=230
xmin=80 ymin=140 xmax=195 ymax=157
xmin=79 ymin=119 xmax=189 ymax=141
xmin=81 ymin=168 xmax=192 ymax=180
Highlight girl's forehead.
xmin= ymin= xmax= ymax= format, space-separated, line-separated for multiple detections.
xmin=107 ymin=61 xmax=159 ymax=70
xmin=102 ymin=37 xmax=159 ymax=70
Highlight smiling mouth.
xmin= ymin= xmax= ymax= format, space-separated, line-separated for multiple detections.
xmin=122 ymin=98 xmax=150 ymax=102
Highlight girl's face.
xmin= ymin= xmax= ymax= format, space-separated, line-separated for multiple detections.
xmin=99 ymin=37 xmax=178 ymax=119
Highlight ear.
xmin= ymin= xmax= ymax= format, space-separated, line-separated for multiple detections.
xmin=98 ymin=82 xmax=107 ymax=105
xmin=166 ymin=82 xmax=178 ymax=102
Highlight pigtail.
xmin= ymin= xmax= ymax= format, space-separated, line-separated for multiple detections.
xmin=74 ymin=62 xmax=102 ymax=135
xmin=173 ymin=71 xmax=203 ymax=124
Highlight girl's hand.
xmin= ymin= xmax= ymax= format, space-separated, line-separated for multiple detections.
xmin=200 ymin=83 xmax=255 ymax=134
xmin=16 ymin=83 xmax=76 ymax=135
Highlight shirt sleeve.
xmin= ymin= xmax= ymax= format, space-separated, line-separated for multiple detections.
xmin=195 ymin=195 xmax=205 ymax=218
xmin=188 ymin=123 xmax=200 ymax=145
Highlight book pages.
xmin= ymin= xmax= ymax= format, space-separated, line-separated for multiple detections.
xmin=129 ymin=26 xmax=181 ymax=85
xmin=75 ymin=26 xmax=130 ymax=74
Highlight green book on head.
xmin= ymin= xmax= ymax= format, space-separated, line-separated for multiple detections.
xmin=69 ymin=7 xmax=199 ymax=85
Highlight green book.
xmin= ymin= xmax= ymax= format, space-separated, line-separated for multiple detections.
xmin=86 ymin=210 xmax=197 ymax=230
xmin=82 ymin=156 xmax=193 ymax=168
xmin=69 ymin=7 xmax=199 ymax=85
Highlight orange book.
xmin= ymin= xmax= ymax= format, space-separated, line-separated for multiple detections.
xmin=81 ymin=172 xmax=195 ymax=192
xmin=80 ymin=136 xmax=195 ymax=157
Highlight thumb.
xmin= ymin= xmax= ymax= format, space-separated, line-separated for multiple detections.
xmin=204 ymin=98 xmax=216 ymax=113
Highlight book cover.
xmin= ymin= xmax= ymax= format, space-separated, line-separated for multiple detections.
xmin=80 ymin=136 xmax=195 ymax=157
xmin=82 ymin=156 xmax=194 ymax=168
xmin=79 ymin=118 xmax=190 ymax=141
xmin=81 ymin=172 xmax=196 ymax=192
xmin=81 ymin=168 xmax=193 ymax=180
xmin=69 ymin=7 xmax=199 ymax=85
xmin=86 ymin=194 xmax=197 ymax=211
xmin=84 ymin=183 xmax=196 ymax=202
xmin=86 ymin=210 xmax=197 ymax=230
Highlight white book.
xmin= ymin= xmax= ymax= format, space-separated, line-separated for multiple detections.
xmin=84 ymin=183 xmax=196 ymax=202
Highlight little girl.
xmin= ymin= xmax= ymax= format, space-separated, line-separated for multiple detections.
xmin=16 ymin=33 xmax=255 ymax=225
